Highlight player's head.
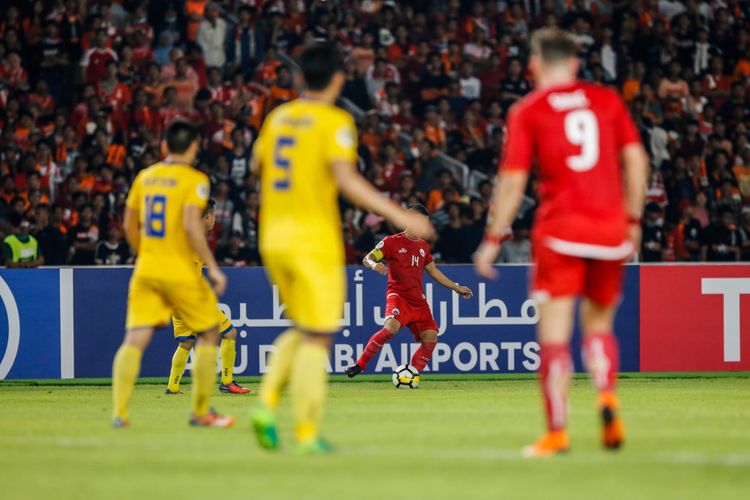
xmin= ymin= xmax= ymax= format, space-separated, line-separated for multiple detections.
xmin=407 ymin=203 xmax=430 ymax=219
xmin=202 ymin=198 xmax=216 ymax=230
xmin=298 ymin=42 xmax=345 ymax=98
xmin=529 ymin=28 xmax=579 ymax=83
xmin=164 ymin=119 xmax=200 ymax=162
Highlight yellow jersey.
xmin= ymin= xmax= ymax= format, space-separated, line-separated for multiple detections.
xmin=255 ymin=98 xmax=357 ymax=258
xmin=126 ymin=162 xmax=210 ymax=281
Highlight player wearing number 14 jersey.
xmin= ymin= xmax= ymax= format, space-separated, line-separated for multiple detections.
xmin=474 ymin=29 xmax=649 ymax=457
xmin=346 ymin=204 xmax=472 ymax=378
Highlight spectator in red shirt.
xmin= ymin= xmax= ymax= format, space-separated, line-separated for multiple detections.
xmin=80 ymin=30 xmax=117 ymax=84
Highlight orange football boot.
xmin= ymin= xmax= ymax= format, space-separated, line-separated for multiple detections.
xmin=599 ymin=392 xmax=625 ymax=450
xmin=521 ymin=430 xmax=570 ymax=458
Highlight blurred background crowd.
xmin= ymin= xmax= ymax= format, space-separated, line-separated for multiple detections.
xmin=1 ymin=0 xmax=750 ymax=268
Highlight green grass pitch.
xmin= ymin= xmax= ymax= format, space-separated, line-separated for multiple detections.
xmin=1 ymin=376 xmax=749 ymax=500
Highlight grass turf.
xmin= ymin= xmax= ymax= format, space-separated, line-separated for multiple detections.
xmin=0 ymin=377 xmax=749 ymax=500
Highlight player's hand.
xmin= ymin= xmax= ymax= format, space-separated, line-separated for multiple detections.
xmin=456 ymin=285 xmax=473 ymax=299
xmin=372 ymin=262 xmax=388 ymax=275
xmin=473 ymin=242 xmax=501 ymax=280
xmin=208 ymin=267 xmax=227 ymax=296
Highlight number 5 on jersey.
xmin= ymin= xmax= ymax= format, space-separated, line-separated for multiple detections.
xmin=273 ymin=136 xmax=295 ymax=190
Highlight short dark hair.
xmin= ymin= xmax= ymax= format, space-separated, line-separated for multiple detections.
xmin=407 ymin=203 xmax=430 ymax=217
xmin=203 ymin=198 xmax=216 ymax=216
xmin=530 ymin=28 xmax=577 ymax=63
xmin=298 ymin=43 xmax=344 ymax=91
xmin=165 ymin=120 xmax=199 ymax=154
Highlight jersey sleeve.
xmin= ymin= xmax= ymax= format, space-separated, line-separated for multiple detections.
xmin=500 ymin=104 xmax=534 ymax=172
xmin=184 ymin=171 xmax=210 ymax=210
xmin=373 ymin=237 xmax=390 ymax=261
xmin=325 ymin=112 xmax=358 ymax=165
xmin=612 ymin=93 xmax=641 ymax=149
xmin=423 ymin=243 xmax=434 ymax=265
xmin=125 ymin=172 xmax=143 ymax=210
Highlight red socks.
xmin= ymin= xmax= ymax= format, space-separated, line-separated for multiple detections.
xmin=410 ymin=342 xmax=436 ymax=371
xmin=582 ymin=332 xmax=619 ymax=393
xmin=539 ymin=343 xmax=572 ymax=432
xmin=356 ymin=328 xmax=394 ymax=369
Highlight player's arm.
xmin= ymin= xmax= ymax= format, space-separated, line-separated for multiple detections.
xmin=363 ymin=248 xmax=387 ymax=275
xmin=474 ymin=105 xmax=531 ymax=279
xmin=184 ymin=204 xmax=226 ymax=295
xmin=249 ymin=155 xmax=260 ymax=176
xmin=425 ymin=261 xmax=473 ymax=298
xmin=123 ymin=206 xmax=140 ymax=255
xmin=332 ymin=160 xmax=434 ymax=240
xmin=618 ymin=89 xmax=650 ymax=256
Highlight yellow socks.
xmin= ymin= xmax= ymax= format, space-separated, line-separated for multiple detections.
xmin=259 ymin=329 xmax=302 ymax=409
xmin=112 ymin=344 xmax=143 ymax=421
xmin=290 ymin=341 xmax=329 ymax=443
xmin=191 ymin=344 xmax=217 ymax=417
xmin=220 ymin=339 xmax=236 ymax=385
xmin=167 ymin=346 xmax=190 ymax=393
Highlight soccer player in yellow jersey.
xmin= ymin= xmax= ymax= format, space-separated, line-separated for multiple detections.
xmin=249 ymin=43 xmax=435 ymax=453
xmin=112 ymin=120 xmax=234 ymax=428
xmin=165 ymin=198 xmax=251 ymax=395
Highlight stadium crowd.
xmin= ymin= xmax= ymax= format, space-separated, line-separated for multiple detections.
xmin=1 ymin=0 xmax=750 ymax=268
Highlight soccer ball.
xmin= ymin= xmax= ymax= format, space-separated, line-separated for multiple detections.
xmin=392 ymin=364 xmax=420 ymax=389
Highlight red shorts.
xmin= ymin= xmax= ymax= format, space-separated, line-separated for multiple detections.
xmin=531 ymin=241 xmax=624 ymax=306
xmin=385 ymin=293 xmax=439 ymax=340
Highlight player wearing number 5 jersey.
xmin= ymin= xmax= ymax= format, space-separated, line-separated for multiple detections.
xmin=112 ymin=120 xmax=234 ymax=429
xmin=249 ymin=43 xmax=434 ymax=454
xmin=474 ymin=29 xmax=649 ymax=457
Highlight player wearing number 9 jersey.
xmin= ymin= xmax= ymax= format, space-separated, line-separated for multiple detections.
xmin=112 ymin=120 xmax=234 ymax=429
xmin=474 ymin=29 xmax=649 ymax=457
xmin=249 ymin=43 xmax=435 ymax=454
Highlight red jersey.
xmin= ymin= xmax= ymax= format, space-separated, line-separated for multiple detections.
xmin=501 ymin=81 xmax=641 ymax=255
xmin=375 ymin=233 xmax=433 ymax=305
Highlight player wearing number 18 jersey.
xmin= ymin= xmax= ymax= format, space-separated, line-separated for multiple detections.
xmin=112 ymin=120 xmax=234 ymax=429
xmin=474 ymin=29 xmax=649 ymax=457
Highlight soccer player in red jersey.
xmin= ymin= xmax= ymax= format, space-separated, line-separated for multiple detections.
xmin=474 ymin=29 xmax=649 ymax=457
xmin=345 ymin=204 xmax=473 ymax=378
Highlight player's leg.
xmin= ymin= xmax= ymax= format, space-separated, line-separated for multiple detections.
xmin=290 ymin=330 xmax=335 ymax=453
xmin=166 ymin=337 xmax=195 ymax=394
xmin=166 ymin=314 xmax=194 ymax=394
xmin=582 ymin=259 xmax=625 ymax=449
xmin=346 ymin=294 xmax=404 ymax=377
xmin=172 ymin=279 xmax=234 ymax=427
xmin=218 ymin=326 xmax=251 ymax=394
xmin=409 ymin=305 xmax=441 ymax=372
xmin=346 ymin=316 xmax=401 ymax=377
xmin=253 ymin=258 xmax=302 ymax=449
xmin=286 ymin=255 xmax=344 ymax=453
xmin=113 ymin=277 xmax=167 ymax=427
xmin=522 ymin=246 xmax=582 ymax=457
xmin=411 ymin=329 xmax=438 ymax=372
xmin=112 ymin=327 xmax=154 ymax=427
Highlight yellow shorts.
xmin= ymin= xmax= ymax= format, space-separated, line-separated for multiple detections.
xmin=263 ymin=251 xmax=345 ymax=333
xmin=172 ymin=308 xmax=233 ymax=341
xmin=126 ymin=275 xmax=218 ymax=333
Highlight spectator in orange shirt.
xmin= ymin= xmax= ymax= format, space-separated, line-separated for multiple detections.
xmin=268 ymin=66 xmax=297 ymax=108
xmin=423 ymin=106 xmax=447 ymax=151
xmin=426 ymin=168 xmax=461 ymax=213
xmin=167 ymin=58 xmax=199 ymax=111
xmin=658 ymin=62 xmax=689 ymax=100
